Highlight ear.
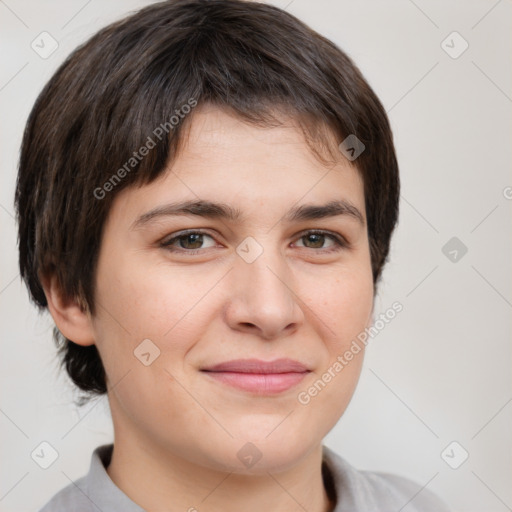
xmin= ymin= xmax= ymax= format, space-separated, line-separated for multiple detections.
xmin=40 ymin=273 xmax=96 ymax=346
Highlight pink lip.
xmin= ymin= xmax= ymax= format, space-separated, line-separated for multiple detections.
xmin=201 ymin=358 xmax=310 ymax=394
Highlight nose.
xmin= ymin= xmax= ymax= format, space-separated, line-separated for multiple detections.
xmin=223 ymin=243 xmax=305 ymax=340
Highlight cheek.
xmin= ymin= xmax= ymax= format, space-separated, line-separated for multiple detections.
xmin=95 ymin=255 xmax=200 ymax=336
xmin=92 ymin=256 xmax=219 ymax=381
xmin=299 ymin=267 xmax=372 ymax=429
xmin=309 ymin=263 xmax=374 ymax=348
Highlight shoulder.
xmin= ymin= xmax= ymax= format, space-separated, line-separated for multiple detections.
xmin=360 ymin=470 xmax=451 ymax=511
xmin=37 ymin=474 xmax=95 ymax=512
xmin=322 ymin=445 xmax=452 ymax=512
xmin=37 ymin=444 xmax=144 ymax=512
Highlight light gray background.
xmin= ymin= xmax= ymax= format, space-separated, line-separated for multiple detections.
xmin=1 ymin=1 xmax=510 ymax=511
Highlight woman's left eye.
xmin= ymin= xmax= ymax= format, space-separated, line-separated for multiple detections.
xmin=160 ymin=230 xmax=347 ymax=254
xmin=293 ymin=231 xmax=346 ymax=252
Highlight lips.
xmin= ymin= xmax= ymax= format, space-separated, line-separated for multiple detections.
xmin=202 ymin=358 xmax=310 ymax=374
xmin=201 ymin=358 xmax=310 ymax=394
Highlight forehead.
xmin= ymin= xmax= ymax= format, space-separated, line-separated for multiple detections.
xmin=108 ymin=104 xmax=366 ymax=226
xmin=178 ymin=103 xmax=342 ymax=169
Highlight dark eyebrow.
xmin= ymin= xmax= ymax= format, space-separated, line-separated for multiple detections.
xmin=285 ymin=199 xmax=364 ymax=225
xmin=131 ymin=200 xmax=243 ymax=230
xmin=131 ymin=198 xmax=365 ymax=230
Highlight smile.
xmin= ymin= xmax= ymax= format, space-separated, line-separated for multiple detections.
xmin=200 ymin=358 xmax=311 ymax=394
xmin=201 ymin=370 xmax=309 ymax=394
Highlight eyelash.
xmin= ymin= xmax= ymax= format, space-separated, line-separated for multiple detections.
xmin=160 ymin=229 xmax=348 ymax=255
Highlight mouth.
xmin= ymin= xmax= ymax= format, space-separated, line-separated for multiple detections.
xmin=200 ymin=358 xmax=311 ymax=394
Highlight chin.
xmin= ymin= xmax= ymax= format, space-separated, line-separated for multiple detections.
xmin=218 ymin=431 xmax=318 ymax=475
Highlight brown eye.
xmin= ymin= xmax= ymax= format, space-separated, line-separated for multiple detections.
xmin=294 ymin=231 xmax=347 ymax=252
xmin=161 ymin=231 xmax=216 ymax=252
xmin=302 ymin=233 xmax=326 ymax=249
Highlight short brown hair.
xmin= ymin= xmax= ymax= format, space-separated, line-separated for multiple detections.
xmin=15 ymin=0 xmax=400 ymax=403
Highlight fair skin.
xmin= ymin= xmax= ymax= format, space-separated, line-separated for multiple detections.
xmin=43 ymin=104 xmax=374 ymax=512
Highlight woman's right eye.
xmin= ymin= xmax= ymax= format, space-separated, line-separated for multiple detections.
xmin=161 ymin=231 xmax=218 ymax=253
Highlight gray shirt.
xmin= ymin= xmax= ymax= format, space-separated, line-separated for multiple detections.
xmin=38 ymin=444 xmax=451 ymax=511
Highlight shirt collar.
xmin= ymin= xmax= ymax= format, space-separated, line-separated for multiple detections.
xmin=86 ymin=444 xmax=145 ymax=511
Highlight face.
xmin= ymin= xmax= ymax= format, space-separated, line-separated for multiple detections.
xmin=90 ymin=104 xmax=374 ymax=474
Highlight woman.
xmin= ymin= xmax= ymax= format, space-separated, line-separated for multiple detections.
xmin=15 ymin=1 xmax=451 ymax=510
